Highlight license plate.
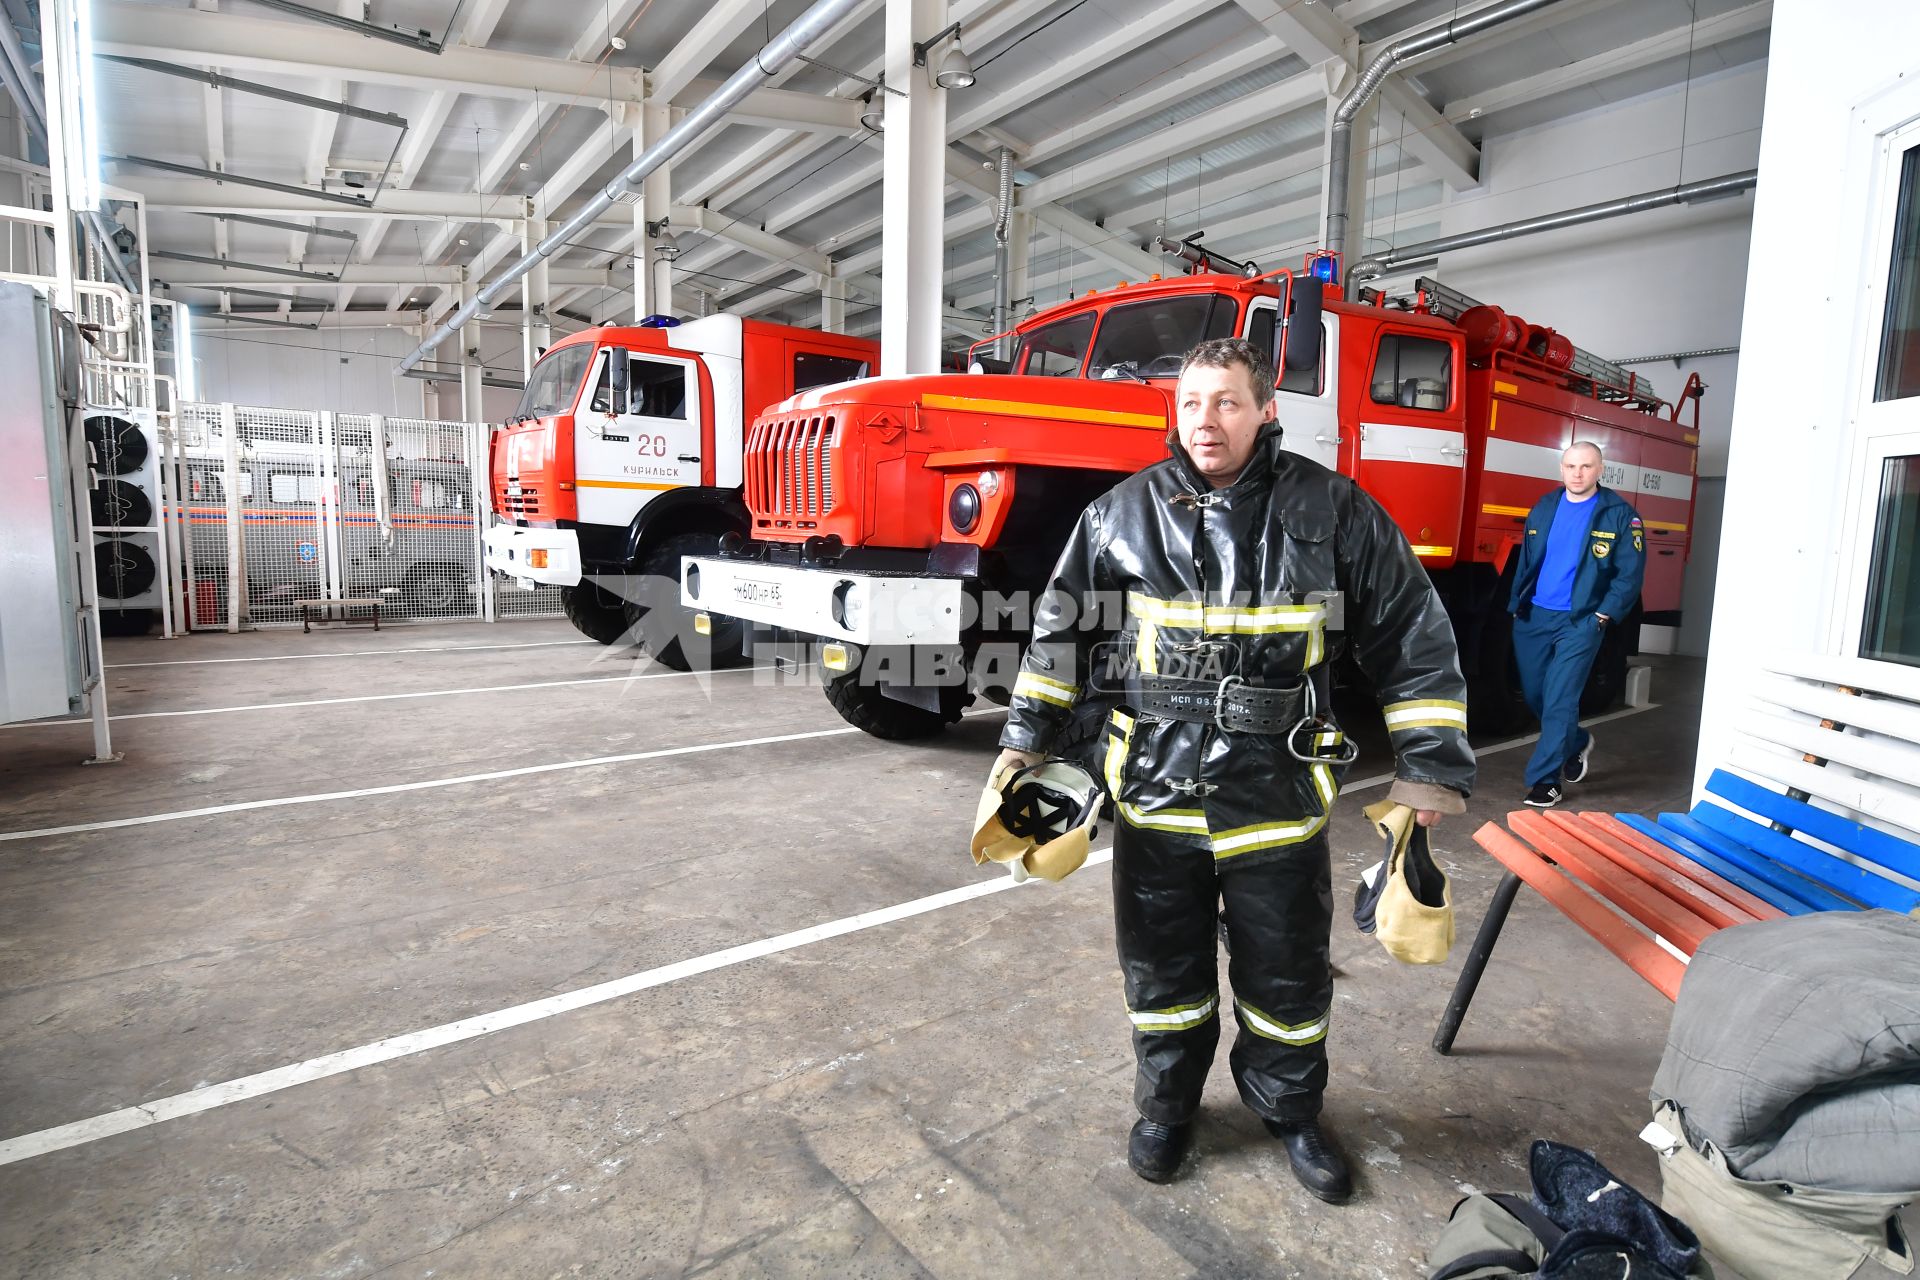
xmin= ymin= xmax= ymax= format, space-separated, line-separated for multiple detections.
xmin=731 ymin=576 xmax=784 ymax=608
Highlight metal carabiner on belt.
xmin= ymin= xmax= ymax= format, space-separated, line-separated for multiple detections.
xmin=1285 ymin=672 xmax=1359 ymax=765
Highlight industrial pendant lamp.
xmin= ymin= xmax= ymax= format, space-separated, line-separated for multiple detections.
xmin=913 ymin=22 xmax=974 ymax=90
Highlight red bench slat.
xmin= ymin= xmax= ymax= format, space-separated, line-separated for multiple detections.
xmin=1472 ymin=820 xmax=1688 ymax=1000
xmin=1508 ymin=811 xmax=1721 ymax=956
xmin=1540 ymin=811 xmax=1762 ymax=930
xmin=1582 ymin=813 xmax=1787 ymax=923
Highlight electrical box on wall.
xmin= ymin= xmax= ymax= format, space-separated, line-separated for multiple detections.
xmin=83 ymin=407 xmax=163 ymax=634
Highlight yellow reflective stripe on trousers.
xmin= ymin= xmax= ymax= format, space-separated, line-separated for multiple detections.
xmin=1104 ymin=710 xmax=1135 ymax=797
xmin=1382 ymin=698 xmax=1468 ymax=732
xmin=1013 ymin=670 xmax=1078 ymax=708
xmin=1234 ymin=998 xmax=1330 ymax=1045
xmin=1128 ymin=993 xmax=1219 ymax=1032
xmin=1119 ymin=802 xmax=1209 ymax=835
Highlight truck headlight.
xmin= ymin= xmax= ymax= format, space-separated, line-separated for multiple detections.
xmin=831 ymin=579 xmax=863 ymax=633
xmin=948 ymin=483 xmax=981 ymax=534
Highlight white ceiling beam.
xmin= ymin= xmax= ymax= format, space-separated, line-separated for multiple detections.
xmin=1020 ymin=39 xmax=1274 ymax=166
xmin=1443 ymin=0 xmax=1772 ymax=123
xmin=1380 ymin=79 xmax=1479 ymax=188
xmin=124 ymin=177 xmax=527 ymax=222
xmin=651 ymin=0 xmax=768 ymax=104
xmin=1332 ymin=0 xmax=1427 ymax=29
xmin=1362 ymin=0 xmax=1620 ymax=73
xmin=163 ymin=266 xmax=621 ymax=289
xmin=673 ymin=78 xmax=862 ymax=134
xmin=1232 ymin=0 xmax=1357 ymax=65
xmin=343 ymin=90 xmax=459 ymax=308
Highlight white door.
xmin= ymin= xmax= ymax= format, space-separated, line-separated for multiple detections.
xmin=574 ymin=350 xmax=704 ymax=527
xmin=1245 ymin=300 xmax=1340 ymax=472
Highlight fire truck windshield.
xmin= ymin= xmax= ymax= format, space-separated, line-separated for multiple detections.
xmin=1082 ymin=293 xmax=1238 ymax=380
xmin=513 ymin=344 xmax=594 ymax=421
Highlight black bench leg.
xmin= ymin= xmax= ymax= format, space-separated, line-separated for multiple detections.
xmin=1433 ymin=870 xmax=1523 ymax=1056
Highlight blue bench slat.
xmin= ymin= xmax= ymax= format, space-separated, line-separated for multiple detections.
xmin=1706 ymin=768 xmax=1920 ymax=883
xmin=1619 ymin=814 xmax=1818 ymax=916
xmin=1657 ymin=813 xmax=1857 ymax=913
xmin=1690 ymin=802 xmax=1920 ymax=914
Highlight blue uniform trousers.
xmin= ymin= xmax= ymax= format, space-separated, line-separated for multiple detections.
xmin=1512 ymin=607 xmax=1602 ymax=788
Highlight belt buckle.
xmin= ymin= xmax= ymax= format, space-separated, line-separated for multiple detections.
xmin=1212 ymin=674 xmax=1245 ymax=735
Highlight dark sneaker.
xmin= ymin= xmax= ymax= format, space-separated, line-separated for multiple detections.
xmin=1128 ymin=1118 xmax=1192 ymax=1183
xmin=1524 ymin=781 xmax=1562 ymax=808
xmin=1263 ymin=1117 xmax=1354 ymax=1204
xmin=1564 ymin=734 xmax=1595 ymax=784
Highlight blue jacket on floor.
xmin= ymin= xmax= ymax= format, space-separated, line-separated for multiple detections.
xmin=1507 ymin=486 xmax=1646 ymax=621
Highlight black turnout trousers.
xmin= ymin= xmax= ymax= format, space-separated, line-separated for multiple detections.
xmin=1112 ymin=822 xmax=1335 ymax=1126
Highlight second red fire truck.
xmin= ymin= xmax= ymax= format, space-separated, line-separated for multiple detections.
xmin=679 ymin=259 xmax=1701 ymax=735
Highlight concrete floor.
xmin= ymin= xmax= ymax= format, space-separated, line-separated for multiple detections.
xmin=0 ymin=622 xmax=1898 ymax=1277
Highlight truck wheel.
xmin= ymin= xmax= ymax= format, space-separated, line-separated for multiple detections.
xmin=823 ymin=672 xmax=960 ymax=741
xmin=631 ymin=532 xmax=748 ymax=671
xmin=561 ymin=581 xmax=634 ymax=645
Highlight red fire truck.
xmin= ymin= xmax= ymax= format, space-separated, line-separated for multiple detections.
xmin=678 ymin=262 xmax=1701 ymax=733
xmin=484 ymin=314 xmax=879 ymax=665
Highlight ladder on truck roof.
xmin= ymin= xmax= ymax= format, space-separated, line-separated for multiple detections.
xmin=1410 ymin=277 xmax=1661 ymax=408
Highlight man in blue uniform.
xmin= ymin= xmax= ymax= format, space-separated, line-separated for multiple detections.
xmin=1507 ymin=442 xmax=1645 ymax=808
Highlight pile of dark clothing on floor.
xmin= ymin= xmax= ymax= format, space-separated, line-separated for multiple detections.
xmin=1427 ymin=1141 xmax=1713 ymax=1279
xmin=1646 ymin=909 xmax=1920 ymax=1279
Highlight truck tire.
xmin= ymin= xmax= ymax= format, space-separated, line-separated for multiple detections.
xmin=561 ymin=581 xmax=634 ymax=645
xmin=823 ymin=672 xmax=962 ymax=741
xmin=631 ymin=532 xmax=748 ymax=671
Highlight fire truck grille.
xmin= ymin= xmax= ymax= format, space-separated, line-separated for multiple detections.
xmin=746 ymin=413 xmax=836 ymax=521
xmin=498 ymin=485 xmax=540 ymax=516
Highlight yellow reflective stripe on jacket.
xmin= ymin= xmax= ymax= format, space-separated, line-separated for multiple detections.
xmin=1126 ymin=592 xmax=1327 ymax=634
xmin=1382 ymin=698 xmax=1468 ymax=732
xmin=1119 ymin=802 xmax=1210 ymax=835
xmin=1136 ymin=617 xmax=1159 ymax=675
xmin=1127 ymin=993 xmax=1219 ymax=1032
xmin=1013 ymin=670 xmax=1078 ymax=708
xmin=1104 ymin=710 xmax=1135 ymax=797
xmin=1205 ymin=766 xmax=1336 ymax=861
xmin=1233 ymin=998 xmax=1330 ymax=1045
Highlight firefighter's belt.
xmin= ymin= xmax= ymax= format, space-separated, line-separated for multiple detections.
xmin=1127 ymin=673 xmax=1306 ymax=735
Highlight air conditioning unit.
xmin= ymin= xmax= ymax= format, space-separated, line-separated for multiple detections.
xmin=84 ymin=405 xmax=165 ymax=635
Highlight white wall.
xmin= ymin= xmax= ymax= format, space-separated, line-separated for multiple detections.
xmin=1395 ymin=62 xmax=1766 ymax=654
xmin=1697 ymin=0 xmax=1920 ymax=794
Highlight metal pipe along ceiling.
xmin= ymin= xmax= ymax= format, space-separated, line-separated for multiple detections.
xmin=1345 ymin=170 xmax=1759 ymax=283
xmin=396 ymin=0 xmax=867 ymax=376
xmin=1325 ymin=0 xmax=1569 ymax=261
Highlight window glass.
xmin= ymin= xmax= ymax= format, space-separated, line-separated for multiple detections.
xmin=795 ymin=351 xmax=869 ymax=392
xmin=267 ymin=471 xmax=318 ymax=504
xmin=392 ymin=475 xmax=468 ymax=511
xmin=1861 ymin=454 xmax=1920 ymax=666
xmin=1370 ymin=333 xmax=1453 ymax=410
xmin=1876 ymin=145 xmax=1920 ymax=402
xmin=188 ymin=466 xmax=222 ymax=502
xmin=514 ymin=343 xmax=592 ymax=419
xmin=590 ymin=356 xmax=689 ymax=418
xmin=1245 ymin=308 xmax=1326 ymax=396
xmin=1085 ymin=294 xmax=1236 ymax=380
xmin=1017 ymin=313 xmax=1096 ymax=377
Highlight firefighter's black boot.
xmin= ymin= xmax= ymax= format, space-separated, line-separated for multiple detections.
xmin=1263 ymin=1116 xmax=1353 ymax=1204
xmin=1128 ymin=1118 xmax=1192 ymax=1184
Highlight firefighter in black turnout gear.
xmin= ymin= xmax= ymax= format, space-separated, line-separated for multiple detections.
xmin=993 ymin=338 xmax=1475 ymax=1201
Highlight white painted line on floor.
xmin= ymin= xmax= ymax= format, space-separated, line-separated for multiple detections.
xmin=0 ymin=705 xmax=1003 ymax=844
xmin=4 ymin=663 xmax=798 ymax=729
xmin=0 ymin=843 xmax=1114 ymax=1167
xmin=107 ymin=637 xmax=597 ymax=669
xmin=1337 ymin=702 xmax=1661 ymax=792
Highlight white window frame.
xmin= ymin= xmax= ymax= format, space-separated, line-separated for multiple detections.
xmin=1830 ymin=87 xmax=1920 ymax=659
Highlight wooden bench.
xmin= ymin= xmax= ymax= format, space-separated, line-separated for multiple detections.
xmin=1434 ymin=655 xmax=1920 ymax=1054
xmin=299 ymin=597 xmax=382 ymax=632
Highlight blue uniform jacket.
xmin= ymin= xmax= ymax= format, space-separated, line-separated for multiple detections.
xmin=1506 ymin=485 xmax=1646 ymax=621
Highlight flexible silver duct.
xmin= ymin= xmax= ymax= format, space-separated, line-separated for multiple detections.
xmin=398 ymin=0 xmax=866 ymax=376
xmin=991 ymin=146 xmax=1014 ymax=359
xmin=1325 ymin=0 xmax=1567 ymax=261
xmin=1345 ymin=170 xmax=1758 ymax=283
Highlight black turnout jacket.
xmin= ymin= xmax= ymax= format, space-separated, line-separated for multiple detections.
xmin=1000 ymin=426 xmax=1475 ymax=861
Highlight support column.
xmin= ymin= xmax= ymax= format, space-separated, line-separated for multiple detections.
xmin=880 ymin=0 xmax=950 ymax=376
xmin=821 ymin=275 xmax=848 ymax=333
xmin=521 ymin=216 xmax=552 ymax=375
xmin=636 ymin=99 xmax=673 ymax=319
xmin=456 ymin=280 xmax=483 ymax=423
xmin=1007 ymin=209 xmax=1032 ymax=318
xmin=1321 ymin=92 xmax=1376 ymax=259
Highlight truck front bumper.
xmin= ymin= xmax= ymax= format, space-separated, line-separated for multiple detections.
xmin=680 ymin=555 xmax=964 ymax=646
xmin=483 ymin=522 xmax=583 ymax=587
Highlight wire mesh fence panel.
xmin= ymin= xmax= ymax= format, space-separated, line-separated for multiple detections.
xmin=493 ymin=575 xmax=568 ymax=619
xmin=177 ymin=403 xmax=233 ymax=630
xmin=336 ymin=414 xmax=484 ymax=621
xmin=232 ymin=406 xmax=328 ymax=627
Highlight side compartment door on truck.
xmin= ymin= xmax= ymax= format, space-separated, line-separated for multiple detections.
xmin=1354 ymin=326 xmax=1468 ymax=565
xmin=1245 ymin=302 xmax=1339 ymax=472
xmin=573 ymin=348 xmax=705 ymax=527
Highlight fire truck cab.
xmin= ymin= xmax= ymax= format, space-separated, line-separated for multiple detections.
xmin=681 ymin=263 xmax=1699 ymax=734
xmin=484 ymin=314 xmax=878 ymax=665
